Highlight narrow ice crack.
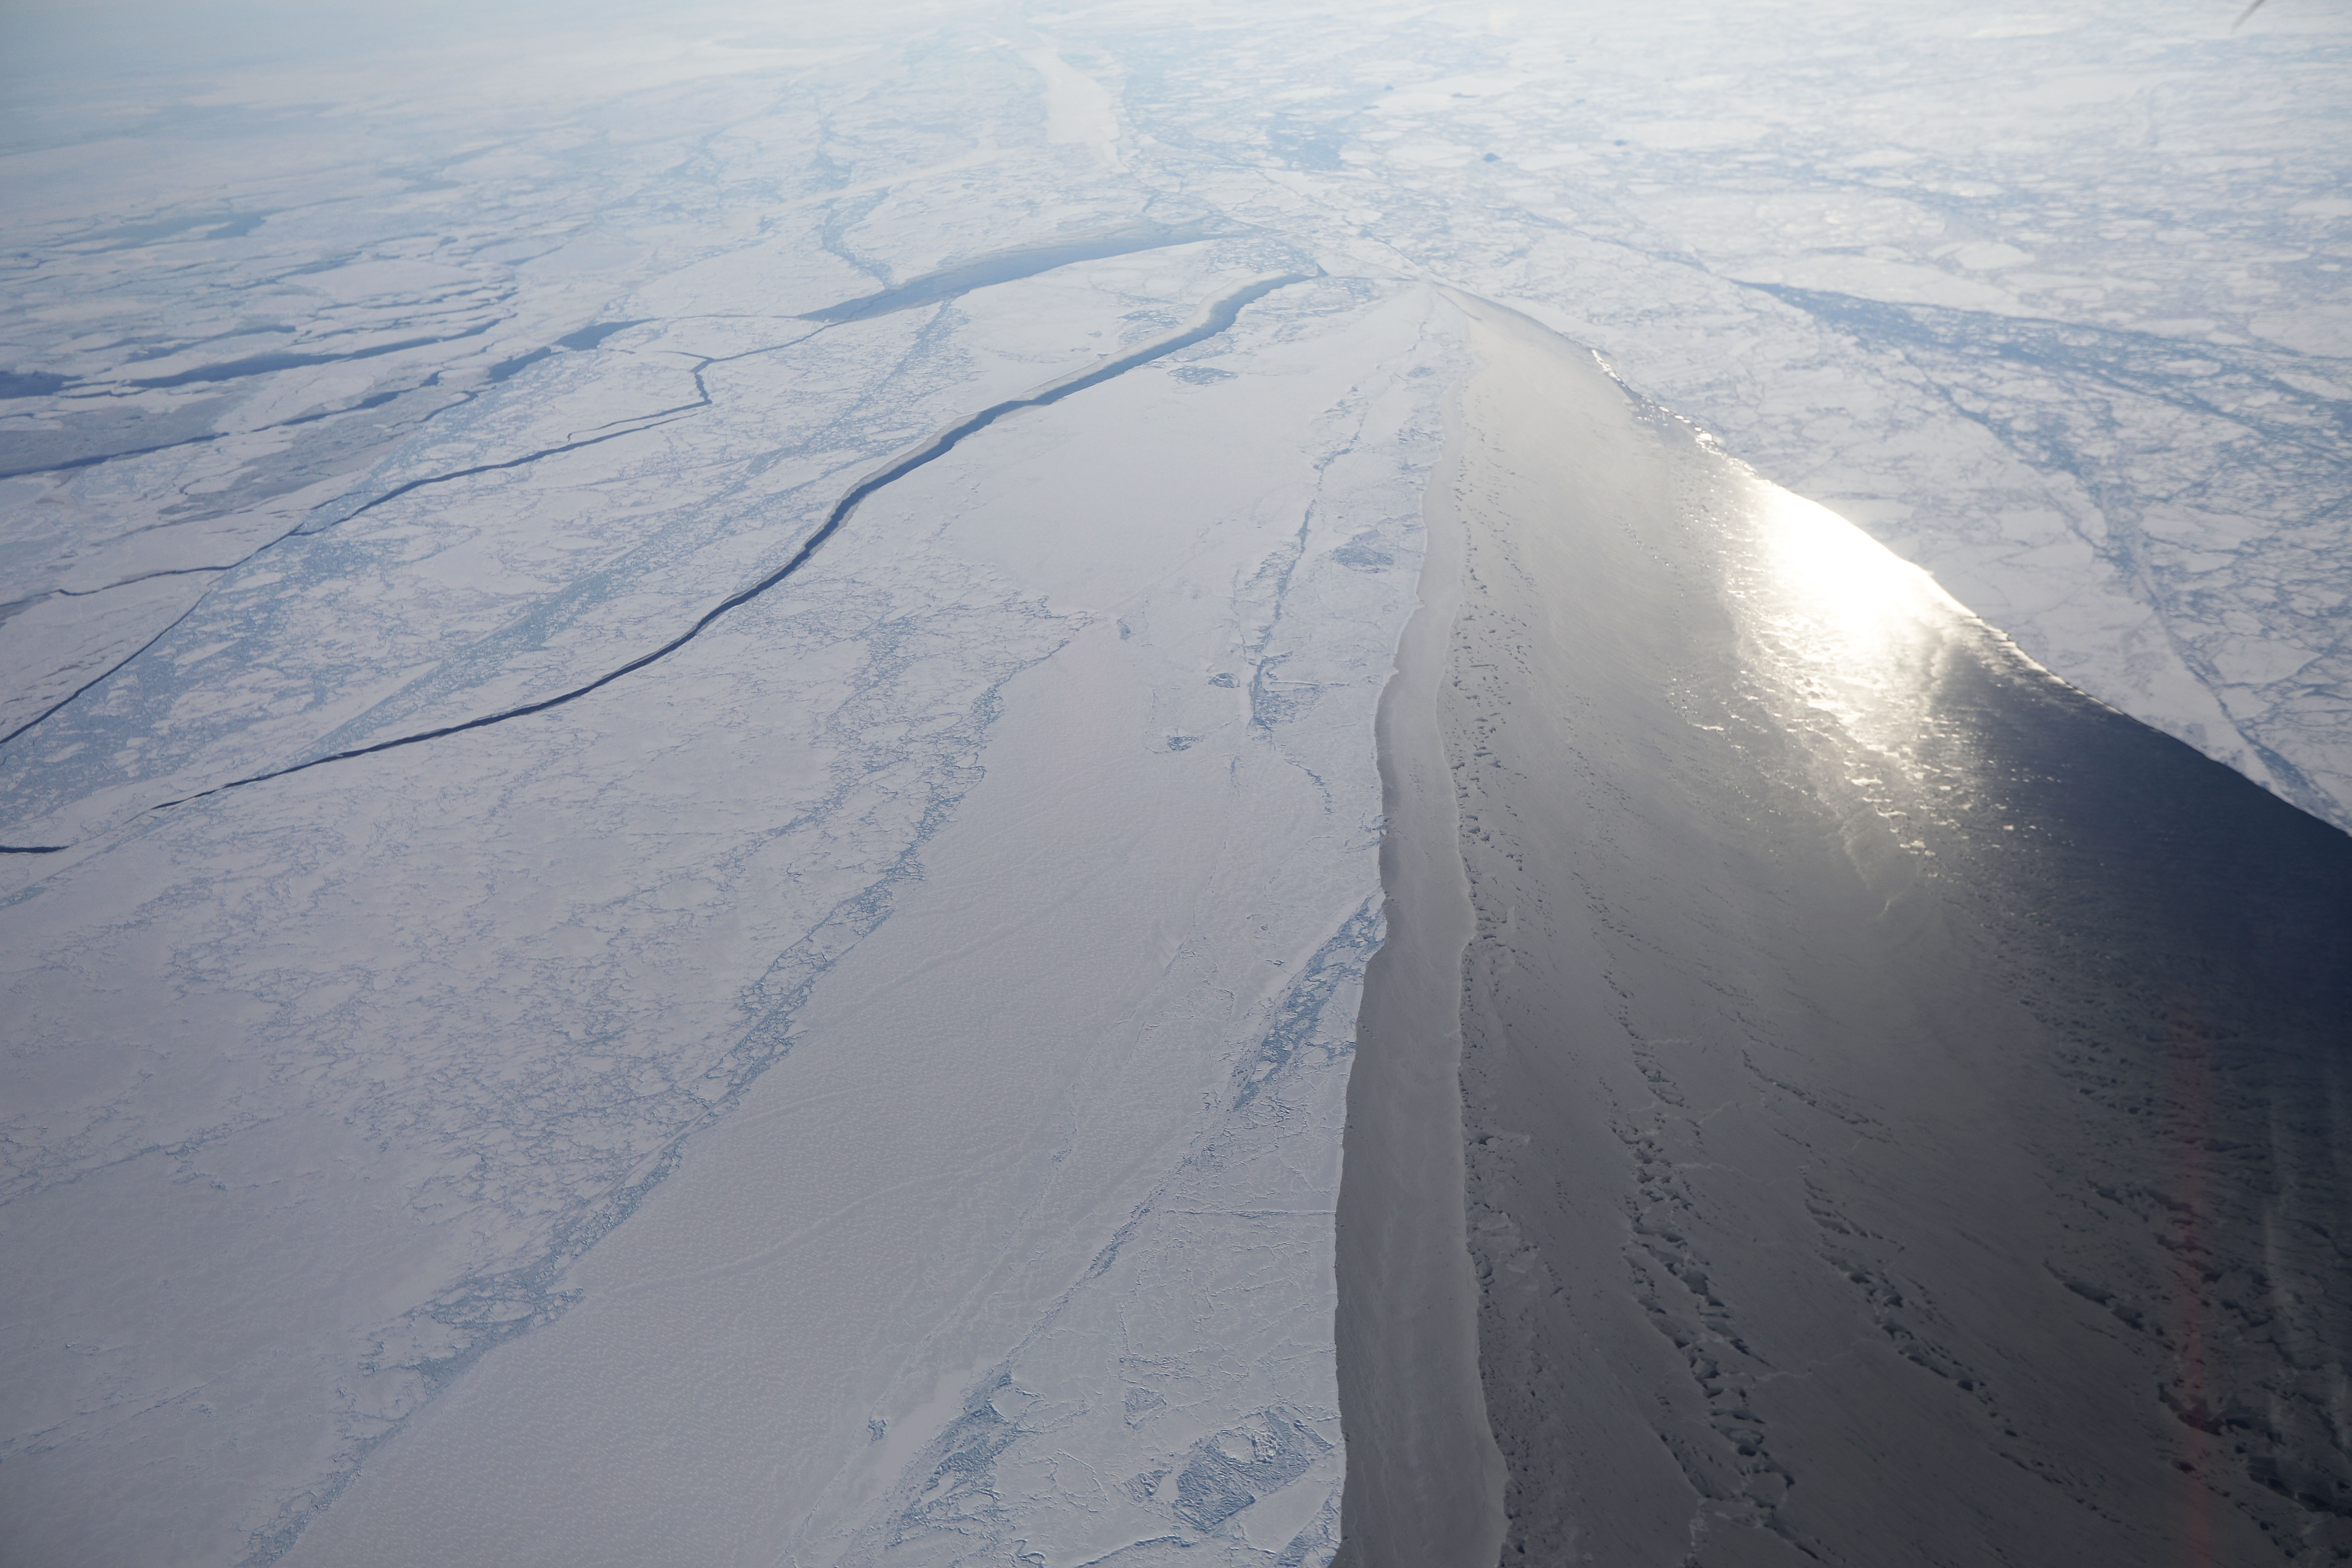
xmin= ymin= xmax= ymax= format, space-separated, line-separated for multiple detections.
xmin=0 ymin=328 xmax=835 ymax=759
xmin=149 ymin=272 xmax=1311 ymax=813
xmin=296 ymin=408 xmax=702 ymax=536
xmin=1239 ymin=348 xmax=1401 ymax=806
xmin=52 ymin=566 xmax=233 ymax=597
xmin=1 ymin=245 xmax=1249 ymax=761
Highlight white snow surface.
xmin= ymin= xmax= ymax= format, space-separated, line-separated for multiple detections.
xmin=0 ymin=240 xmax=1444 ymax=1565
xmin=0 ymin=2 xmax=2346 ymax=1563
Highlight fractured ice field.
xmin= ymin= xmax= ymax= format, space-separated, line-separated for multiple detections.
xmin=1 ymin=4 xmax=2347 ymax=1566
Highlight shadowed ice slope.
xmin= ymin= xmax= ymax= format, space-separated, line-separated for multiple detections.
xmin=1413 ymin=292 xmax=2352 ymax=1565
xmin=1330 ymin=390 xmax=1509 ymax=1568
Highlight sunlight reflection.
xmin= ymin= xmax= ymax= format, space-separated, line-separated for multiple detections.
xmin=1731 ymin=476 xmax=1970 ymax=741
xmin=1717 ymin=469 xmax=1988 ymax=874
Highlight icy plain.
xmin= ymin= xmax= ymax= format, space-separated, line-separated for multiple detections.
xmin=0 ymin=2 xmax=2346 ymax=1564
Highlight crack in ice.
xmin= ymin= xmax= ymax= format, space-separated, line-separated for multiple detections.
xmin=148 ymin=272 xmax=1311 ymax=813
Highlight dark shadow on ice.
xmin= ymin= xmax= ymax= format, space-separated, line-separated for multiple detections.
xmin=485 ymin=321 xmax=644 ymax=384
xmin=798 ymin=226 xmax=1228 ymax=322
xmin=125 ymin=323 xmax=495 ymax=390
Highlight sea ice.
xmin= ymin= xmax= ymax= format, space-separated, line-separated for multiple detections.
xmin=2 ymin=5 xmax=2344 ymax=1563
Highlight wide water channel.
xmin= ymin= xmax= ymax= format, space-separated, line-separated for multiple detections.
xmin=1337 ymin=291 xmax=2352 ymax=1567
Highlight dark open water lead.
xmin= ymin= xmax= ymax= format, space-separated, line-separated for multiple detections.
xmin=1336 ymin=292 xmax=2352 ymax=1567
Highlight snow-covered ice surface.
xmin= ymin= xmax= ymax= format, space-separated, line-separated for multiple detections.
xmin=269 ymin=273 xmax=1439 ymax=1568
xmin=0 ymin=16 xmax=1448 ymax=1563
xmin=0 ymin=2 xmax=2346 ymax=1564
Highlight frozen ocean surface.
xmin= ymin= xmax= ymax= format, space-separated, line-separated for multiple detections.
xmin=0 ymin=2 xmax=2345 ymax=1564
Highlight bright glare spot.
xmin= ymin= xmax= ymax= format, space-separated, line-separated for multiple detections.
xmin=1720 ymin=475 xmax=1987 ymax=852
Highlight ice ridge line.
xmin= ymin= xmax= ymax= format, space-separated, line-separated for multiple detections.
xmin=150 ymin=271 xmax=1312 ymax=812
